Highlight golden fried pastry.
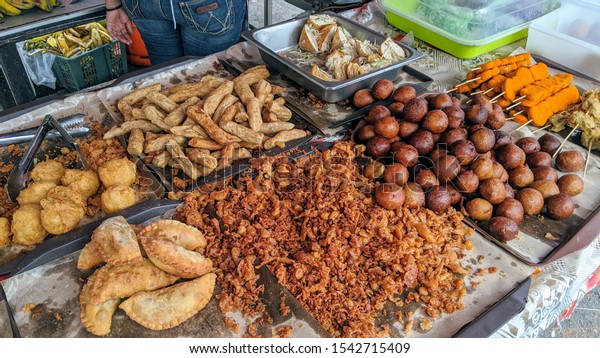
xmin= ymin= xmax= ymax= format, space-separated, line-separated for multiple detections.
xmin=41 ymin=186 xmax=86 ymax=210
xmin=0 ymin=217 xmax=10 ymax=248
xmin=40 ymin=202 xmax=85 ymax=235
xmin=141 ymin=237 xmax=213 ymax=279
xmin=101 ymin=185 xmax=137 ymax=214
xmin=91 ymin=216 xmax=141 ymax=266
xmin=77 ymin=242 xmax=105 ymax=271
xmin=30 ymin=160 xmax=66 ymax=184
xmin=98 ymin=158 xmax=136 ymax=188
xmin=61 ymin=169 xmax=100 ymax=199
xmin=119 ymin=273 xmax=216 ymax=330
xmin=39 ymin=186 xmax=86 ymax=235
xmin=138 ymin=220 xmax=206 ymax=251
xmin=80 ymin=271 xmax=120 ymax=336
xmin=89 ymin=258 xmax=179 ymax=304
xmin=11 ymin=205 xmax=47 ymax=246
xmin=16 ymin=181 xmax=57 ymax=206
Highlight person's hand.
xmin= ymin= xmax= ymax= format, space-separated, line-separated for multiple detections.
xmin=106 ymin=8 xmax=133 ymax=45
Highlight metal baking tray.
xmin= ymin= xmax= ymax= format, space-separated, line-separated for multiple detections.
xmin=0 ymin=170 xmax=532 ymax=338
xmin=97 ymin=55 xmax=321 ymax=193
xmin=0 ymin=94 xmax=165 ymax=274
xmin=242 ymin=12 xmax=423 ymax=103
xmin=466 ymin=120 xmax=600 ymax=266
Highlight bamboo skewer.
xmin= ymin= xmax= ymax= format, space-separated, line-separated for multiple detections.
xmin=489 ymin=92 xmax=505 ymax=103
xmin=530 ymin=124 xmax=551 ymax=134
xmin=512 ymin=95 xmax=527 ymax=103
xmin=506 ymin=110 xmax=524 ymax=121
xmin=471 ymin=88 xmax=494 ymax=96
xmin=552 ymin=123 xmax=579 ymax=158
xmin=454 ymin=77 xmax=481 ymax=88
xmin=510 ymin=120 xmax=532 ymax=133
xmin=505 ymin=101 xmax=522 ymax=111
xmin=584 ymin=138 xmax=593 ymax=178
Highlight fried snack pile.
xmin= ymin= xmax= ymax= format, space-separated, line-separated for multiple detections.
xmin=105 ymin=65 xmax=309 ymax=188
xmin=176 ymin=141 xmax=474 ymax=337
xmin=297 ymin=14 xmax=406 ymax=81
xmin=77 ymin=216 xmax=215 ymax=336
xmin=550 ymin=89 xmax=600 ymax=149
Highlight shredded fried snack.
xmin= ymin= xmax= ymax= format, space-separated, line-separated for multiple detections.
xmin=175 ymin=141 xmax=474 ymax=337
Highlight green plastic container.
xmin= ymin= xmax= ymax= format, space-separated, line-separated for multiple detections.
xmin=52 ymin=41 xmax=128 ymax=92
xmin=380 ymin=0 xmax=561 ymax=59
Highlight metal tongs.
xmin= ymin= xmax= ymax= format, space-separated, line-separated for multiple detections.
xmin=6 ymin=115 xmax=88 ymax=202
xmin=0 ymin=113 xmax=89 ymax=146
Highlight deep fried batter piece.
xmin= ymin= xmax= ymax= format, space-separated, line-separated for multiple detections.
xmin=119 ymin=273 xmax=216 ymax=330
xmin=91 ymin=216 xmax=142 ymax=266
xmin=141 ymin=237 xmax=213 ymax=279
xmin=80 ymin=271 xmax=120 ymax=336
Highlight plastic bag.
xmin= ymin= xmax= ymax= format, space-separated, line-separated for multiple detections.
xmin=16 ymin=40 xmax=57 ymax=89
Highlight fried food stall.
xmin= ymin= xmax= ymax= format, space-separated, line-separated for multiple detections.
xmin=1 ymin=0 xmax=600 ymax=339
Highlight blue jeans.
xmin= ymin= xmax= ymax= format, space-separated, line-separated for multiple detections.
xmin=122 ymin=0 xmax=247 ymax=65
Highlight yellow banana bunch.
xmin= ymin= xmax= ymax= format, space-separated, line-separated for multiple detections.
xmin=24 ymin=22 xmax=114 ymax=58
xmin=33 ymin=0 xmax=52 ymax=12
xmin=0 ymin=0 xmax=22 ymax=15
xmin=6 ymin=0 xmax=34 ymax=9
xmin=49 ymin=0 xmax=59 ymax=6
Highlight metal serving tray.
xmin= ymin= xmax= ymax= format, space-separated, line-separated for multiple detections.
xmin=0 ymin=93 xmax=165 ymax=274
xmin=97 ymin=55 xmax=321 ymax=192
xmin=242 ymin=12 xmax=423 ymax=103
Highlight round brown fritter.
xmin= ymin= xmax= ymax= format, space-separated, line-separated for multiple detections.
xmin=526 ymin=151 xmax=552 ymax=168
xmin=538 ymin=133 xmax=561 ymax=155
xmin=366 ymin=105 xmax=391 ymax=123
xmin=374 ymin=116 xmax=400 ymax=139
xmin=429 ymin=93 xmax=454 ymax=109
xmin=471 ymin=157 xmax=495 ymax=181
xmin=494 ymin=130 xmax=514 ymax=149
xmin=454 ymin=170 xmax=479 ymax=194
xmin=509 ymin=166 xmax=534 ymax=189
xmin=515 ymin=137 xmax=541 ymax=155
xmin=465 ymin=104 xmax=488 ymax=125
xmin=391 ymin=143 xmax=419 ymax=167
xmin=440 ymin=128 xmax=468 ymax=146
xmin=555 ymin=150 xmax=585 ymax=172
xmin=383 ymin=163 xmax=409 ymax=186
xmin=372 ymin=79 xmax=394 ymax=100
xmin=397 ymin=121 xmax=420 ymax=139
xmin=409 ymin=130 xmax=435 ymax=155
xmin=357 ymin=124 xmax=376 ymax=143
xmin=532 ymin=166 xmax=558 ymax=182
xmin=469 ymin=127 xmax=496 ymax=153
xmin=494 ymin=198 xmax=524 ymax=224
xmin=479 ymin=178 xmax=507 ymax=205
xmin=443 ymin=106 xmax=465 ymax=129
xmin=425 ymin=186 xmax=452 ymax=213
xmin=422 ymin=109 xmax=449 ymax=134
xmin=392 ymin=85 xmax=417 ymax=103
xmin=556 ymin=174 xmax=584 ymax=197
xmin=375 ymin=183 xmax=405 ymax=210
xmin=403 ymin=182 xmax=425 ymax=209
xmin=495 ymin=144 xmax=526 ymax=170
xmin=414 ymin=169 xmax=439 ymax=189
xmin=403 ymin=98 xmax=429 ymax=123
xmin=465 ymin=198 xmax=493 ymax=221
xmin=546 ymin=194 xmax=575 ymax=220
xmin=487 ymin=216 xmax=519 ymax=241
xmin=529 ymin=180 xmax=560 ymax=200
xmin=366 ymin=136 xmax=390 ymax=158
xmin=515 ymin=188 xmax=544 ymax=215
xmin=353 ymin=89 xmax=375 ymax=108
xmin=433 ymin=154 xmax=461 ymax=182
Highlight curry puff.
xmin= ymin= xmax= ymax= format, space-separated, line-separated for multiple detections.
xmin=141 ymin=237 xmax=213 ymax=279
xmin=11 ymin=205 xmax=47 ymax=246
xmin=91 ymin=216 xmax=142 ymax=266
xmin=119 ymin=273 xmax=216 ymax=330
xmin=77 ymin=242 xmax=105 ymax=271
xmin=98 ymin=157 xmax=137 ymax=188
xmin=61 ymin=169 xmax=100 ymax=199
xmin=138 ymin=219 xmax=206 ymax=251
xmin=89 ymin=259 xmax=178 ymax=304
xmin=80 ymin=271 xmax=120 ymax=336
xmin=30 ymin=160 xmax=65 ymax=184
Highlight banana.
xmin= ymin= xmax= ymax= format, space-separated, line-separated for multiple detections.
xmin=0 ymin=0 xmax=22 ymax=15
xmin=64 ymin=32 xmax=86 ymax=48
xmin=33 ymin=0 xmax=52 ymax=12
xmin=48 ymin=0 xmax=59 ymax=6
xmin=46 ymin=36 xmax=58 ymax=48
xmin=91 ymin=28 xmax=103 ymax=47
xmin=6 ymin=0 xmax=34 ymax=9
xmin=56 ymin=34 xmax=69 ymax=56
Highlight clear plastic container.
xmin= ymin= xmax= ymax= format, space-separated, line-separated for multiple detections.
xmin=556 ymin=0 xmax=600 ymax=47
xmin=381 ymin=0 xmax=561 ymax=58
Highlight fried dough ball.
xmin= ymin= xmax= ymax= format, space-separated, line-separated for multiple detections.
xmin=30 ymin=160 xmax=65 ymax=184
xmin=101 ymin=185 xmax=137 ymax=214
xmin=41 ymin=186 xmax=86 ymax=210
xmin=11 ymin=205 xmax=47 ymax=246
xmin=555 ymin=150 xmax=585 ymax=172
xmin=0 ymin=217 xmax=10 ymax=248
xmin=557 ymin=174 xmax=584 ymax=197
xmin=61 ymin=169 xmax=101 ymax=199
xmin=425 ymin=186 xmax=452 ymax=213
xmin=16 ymin=181 xmax=57 ymax=206
xmin=465 ymin=198 xmax=493 ymax=221
xmin=372 ymin=79 xmax=394 ymax=100
xmin=488 ymin=216 xmax=519 ymax=241
xmin=353 ymin=89 xmax=374 ymax=108
xmin=98 ymin=158 xmax=137 ymax=188
xmin=546 ymin=194 xmax=575 ymax=220
xmin=40 ymin=201 xmax=85 ymax=236
xmin=516 ymin=188 xmax=544 ymax=215
xmin=494 ymin=198 xmax=524 ymax=224
xmin=403 ymin=182 xmax=425 ymax=209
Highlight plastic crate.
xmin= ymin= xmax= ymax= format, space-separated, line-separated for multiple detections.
xmin=52 ymin=41 xmax=128 ymax=92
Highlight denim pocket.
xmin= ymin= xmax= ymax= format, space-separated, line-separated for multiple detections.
xmin=179 ymin=0 xmax=234 ymax=35
xmin=122 ymin=0 xmax=145 ymax=19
